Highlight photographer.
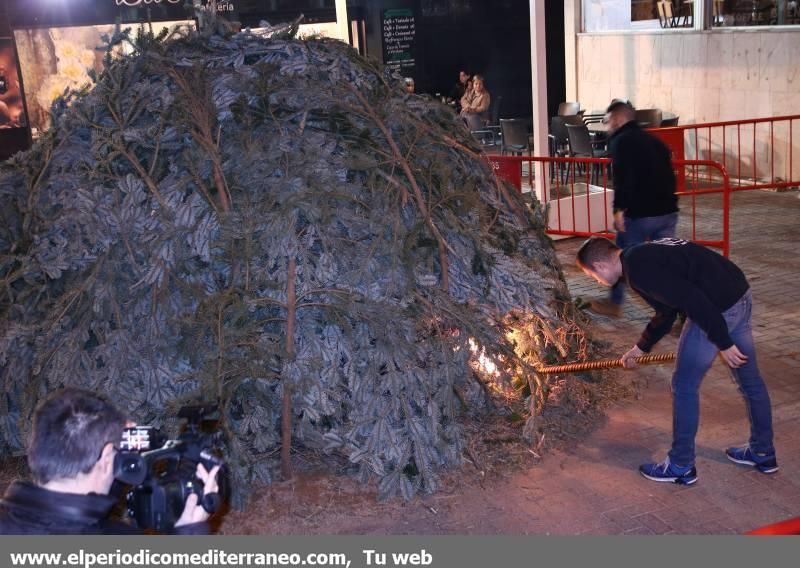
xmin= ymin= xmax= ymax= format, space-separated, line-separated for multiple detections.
xmin=0 ymin=388 xmax=220 ymax=534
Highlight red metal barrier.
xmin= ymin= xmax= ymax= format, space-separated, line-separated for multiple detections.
xmin=486 ymin=155 xmax=731 ymax=257
xmin=652 ymin=114 xmax=800 ymax=193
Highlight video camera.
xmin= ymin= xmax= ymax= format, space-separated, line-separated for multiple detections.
xmin=113 ymin=404 xmax=225 ymax=532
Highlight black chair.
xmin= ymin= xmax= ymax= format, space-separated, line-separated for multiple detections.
xmin=558 ymin=101 xmax=581 ymax=116
xmin=581 ymin=112 xmax=606 ymax=125
xmin=487 ymin=95 xmax=503 ymax=127
xmin=657 ymin=1 xmax=678 ymax=28
xmin=500 ymin=119 xmax=530 ymax=156
xmin=566 ymin=123 xmax=608 ymax=184
xmin=473 ymin=94 xmax=503 ymax=147
xmin=549 ymin=117 xmax=569 ymax=156
xmin=635 ymin=108 xmax=663 ymax=128
xmin=549 ymin=116 xmax=583 ymax=182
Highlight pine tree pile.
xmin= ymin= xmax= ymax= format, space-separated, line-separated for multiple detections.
xmin=0 ymin=27 xmax=587 ymax=505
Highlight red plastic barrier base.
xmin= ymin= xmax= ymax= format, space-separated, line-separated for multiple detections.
xmin=747 ymin=516 xmax=800 ymax=535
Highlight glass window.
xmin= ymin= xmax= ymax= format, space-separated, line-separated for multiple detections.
xmin=712 ymin=1 xmax=800 ymax=27
xmin=582 ymin=1 xmax=800 ymax=31
xmin=583 ymin=1 xmax=695 ymax=32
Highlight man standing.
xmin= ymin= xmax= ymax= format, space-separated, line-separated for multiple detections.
xmin=576 ymin=237 xmax=777 ymax=485
xmin=590 ymin=100 xmax=679 ymax=317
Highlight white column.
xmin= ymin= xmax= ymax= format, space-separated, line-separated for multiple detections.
xmin=529 ymin=0 xmax=548 ymax=203
xmin=335 ymin=0 xmax=349 ymax=43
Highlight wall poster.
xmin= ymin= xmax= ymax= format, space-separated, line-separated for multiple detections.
xmin=14 ymin=20 xmax=193 ymax=133
xmin=0 ymin=38 xmax=28 ymax=130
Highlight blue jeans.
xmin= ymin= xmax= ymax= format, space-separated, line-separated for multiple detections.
xmin=611 ymin=212 xmax=678 ymax=304
xmin=668 ymin=289 xmax=775 ymax=466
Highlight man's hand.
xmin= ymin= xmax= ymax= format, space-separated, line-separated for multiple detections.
xmin=613 ymin=211 xmax=626 ymax=233
xmin=720 ymin=345 xmax=748 ymax=368
xmin=621 ymin=345 xmax=645 ymax=369
xmin=175 ymin=463 xmax=221 ymax=528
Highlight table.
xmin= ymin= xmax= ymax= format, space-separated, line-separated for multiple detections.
xmin=586 ymin=111 xmax=678 ymax=134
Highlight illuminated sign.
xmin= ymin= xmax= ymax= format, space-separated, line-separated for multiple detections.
xmin=115 ymin=0 xmax=182 ymax=6
xmin=115 ymin=0 xmax=232 ymax=11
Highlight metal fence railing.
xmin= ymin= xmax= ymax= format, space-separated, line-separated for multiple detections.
xmin=651 ymin=114 xmax=799 ymax=193
xmin=487 ymin=155 xmax=731 ymax=257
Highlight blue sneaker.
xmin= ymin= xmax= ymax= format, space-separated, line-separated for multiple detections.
xmin=639 ymin=458 xmax=698 ymax=485
xmin=725 ymin=446 xmax=779 ymax=474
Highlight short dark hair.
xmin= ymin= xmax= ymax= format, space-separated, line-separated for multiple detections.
xmin=606 ymin=98 xmax=634 ymax=113
xmin=606 ymin=99 xmax=635 ymax=120
xmin=576 ymin=237 xmax=620 ymax=270
xmin=27 ymin=388 xmax=126 ymax=485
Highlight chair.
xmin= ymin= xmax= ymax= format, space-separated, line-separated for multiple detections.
xmin=557 ymin=101 xmax=581 ymax=116
xmin=566 ymin=123 xmax=608 ymax=184
xmin=657 ymin=1 xmax=678 ymax=28
xmin=549 ymin=116 xmax=584 ymax=182
xmin=635 ymin=108 xmax=663 ymax=128
xmin=487 ymin=95 xmax=503 ymax=127
xmin=731 ymin=0 xmax=774 ymax=25
xmin=660 ymin=116 xmax=679 ymax=127
xmin=675 ymin=0 xmax=694 ymax=26
xmin=477 ymin=94 xmax=503 ymax=146
xmin=789 ymin=0 xmax=800 ymax=24
xmin=470 ymin=95 xmax=503 ymax=146
xmin=713 ymin=0 xmax=724 ymax=25
xmin=582 ymin=112 xmax=605 ymax=125
xmin=500 ymin=119 xmax=530 ymax=156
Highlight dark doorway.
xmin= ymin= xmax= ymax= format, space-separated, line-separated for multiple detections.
xmin=348 ymin=0 xmax=566 ymax=123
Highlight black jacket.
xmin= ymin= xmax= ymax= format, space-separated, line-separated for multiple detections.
xmin=609 ymin=121 xmax=678 ymax=219
xmin=0 ymin=481 xmax=208 ymax=535
xmin=622 ymin=238 xmax=749 ymax=353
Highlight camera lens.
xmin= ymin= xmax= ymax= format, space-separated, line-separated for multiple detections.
xmin=113 ymin=453 xmax=147 ymax=485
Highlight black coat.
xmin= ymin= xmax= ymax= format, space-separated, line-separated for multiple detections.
xmin=609 ymin=121 xmax=678 ymax=219
xmin=0 ymin=480 xmax=207 ymax=535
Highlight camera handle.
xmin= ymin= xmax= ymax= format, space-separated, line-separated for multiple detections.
xmin=201 ymin=492 xmax=221 ymax=513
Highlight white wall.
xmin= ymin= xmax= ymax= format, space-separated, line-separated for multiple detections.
xmin=576 ymin=29 xmax=800 ymax=181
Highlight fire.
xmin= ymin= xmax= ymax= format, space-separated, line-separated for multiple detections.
xmin=468 ymin=337 xmax=499 ymax=377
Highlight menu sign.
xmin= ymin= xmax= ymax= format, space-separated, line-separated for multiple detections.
xmin=381 ymin=8 xmax=416 ymax=75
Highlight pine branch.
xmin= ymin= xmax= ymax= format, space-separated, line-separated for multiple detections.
xmin=167 ymin=67 xmax=232 ymax=213
xmin=346 ymin=86 xmax=453 ymax=292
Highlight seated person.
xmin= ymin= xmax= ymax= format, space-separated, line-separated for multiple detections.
xmin=0 ymin=387 xmax=220 ymax=534
xmin=460 ymin=74 xmax=491 ymax=131
xmin=449 ymin=70 xmax=471 ymax=110
xmin=404 ymin=77 xmax=416 ymax=94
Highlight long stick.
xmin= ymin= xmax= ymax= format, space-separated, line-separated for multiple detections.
xmin=281 ymin=256 xmax=296 ymax=480
xmin=536 ymin=352 xmax=676 ymax=375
